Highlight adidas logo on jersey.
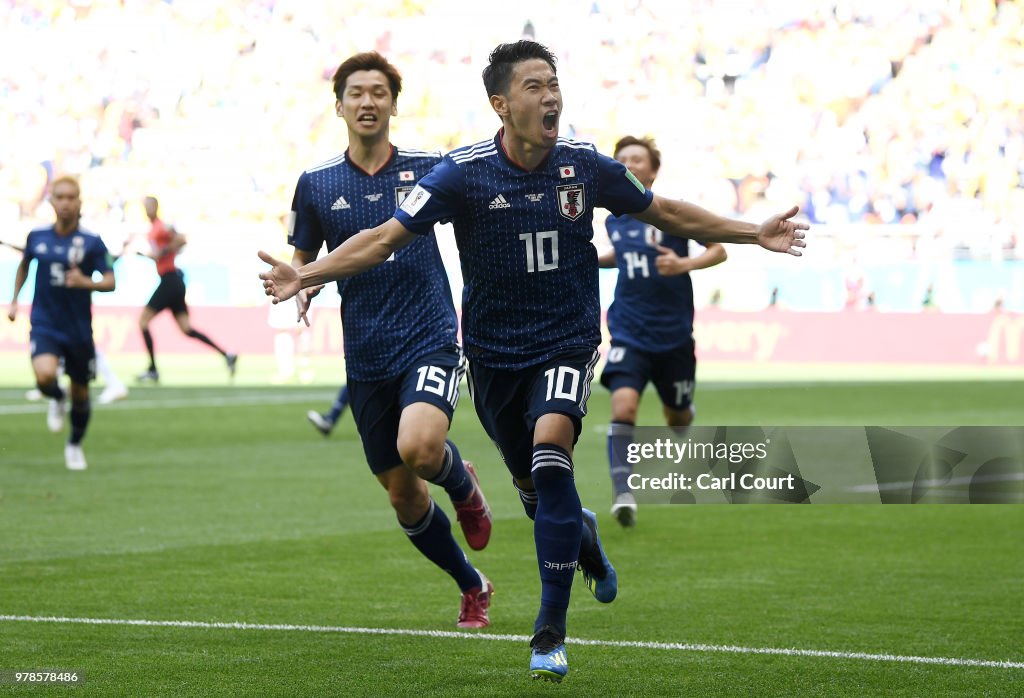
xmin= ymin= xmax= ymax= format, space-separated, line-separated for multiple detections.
xmin=331 ymin=196 xmax=351 ymax=210
xmin=488 ymin=194 xmax=511 ymax=210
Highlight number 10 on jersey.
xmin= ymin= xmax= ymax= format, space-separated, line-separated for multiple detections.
xmin=519 ymin=230 xmax=559 ymax=273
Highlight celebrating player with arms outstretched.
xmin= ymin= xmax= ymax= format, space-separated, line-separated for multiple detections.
xmin=260 ymin=40 xmax=807 ymax=682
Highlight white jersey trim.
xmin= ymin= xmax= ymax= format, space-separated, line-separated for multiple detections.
xmin=396 ymin=148 xmax=442 ymax=159
xmin=556 ymin=138 xmax=597 ymax=151
xmin=450 ymin=139 xmax=497 ymax=163
xmin=305 ymin=153 xmax=346 ymax=174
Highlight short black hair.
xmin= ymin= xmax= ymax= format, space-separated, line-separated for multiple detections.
xmin=482 ymin=40 xmax=557 ymax=97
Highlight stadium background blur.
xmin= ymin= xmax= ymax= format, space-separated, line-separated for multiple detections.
xmin=1 ymin=0 xmax=1023 ymax=373
xmin=2 ymin=4 xmax=1022 ymax=693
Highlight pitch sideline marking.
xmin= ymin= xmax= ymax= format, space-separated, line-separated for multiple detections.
xmin=0 ymin=391 xmax=332 ymax=415
xmin=1 ymin=614 xmax=1021 ymax=670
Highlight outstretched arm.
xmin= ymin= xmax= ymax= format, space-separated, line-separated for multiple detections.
xmin=635 ymin=195 xmax=808 ymax=256
xmin=260 ymin=217 xmax=415 ymax=303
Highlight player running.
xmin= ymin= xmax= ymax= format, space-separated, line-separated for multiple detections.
xmin=259 ymin=40 xmax=807 ymax=682
xmin=7 ymin=176 xmax=116 ymax=470
xmin=136 ymin=196 xmax=237 ymax=383
xmin=286 ymin=52 xmax=493 ymax=628
xmin=598 ymin=135 xmax=727 ymax=527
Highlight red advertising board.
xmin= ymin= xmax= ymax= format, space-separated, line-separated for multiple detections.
xmin=2 ymin=306 xmax=1022 ymax=365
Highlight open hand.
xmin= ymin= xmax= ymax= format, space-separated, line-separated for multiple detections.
xmin=756 ymin=206 xmax=809 ymax=256
xmin=258 ymin=250 xmax=302 ymax=303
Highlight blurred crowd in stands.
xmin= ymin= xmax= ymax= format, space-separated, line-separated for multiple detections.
xmin=1 ymin=0 xmax=1021 ymax=262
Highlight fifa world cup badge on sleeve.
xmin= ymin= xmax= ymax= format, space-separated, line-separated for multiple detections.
xmin=400 ymin=185 xmax=431 ymax=217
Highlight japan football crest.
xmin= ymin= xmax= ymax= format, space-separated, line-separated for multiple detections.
xmin=556 ymin=183 xmax=585 ymax=221
xmin=69 ymin=236 xmax=86 ymax=265
xmin=395 ymin=185 xmax=414 ymax=208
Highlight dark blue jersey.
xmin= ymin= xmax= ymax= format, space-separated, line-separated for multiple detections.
xmin=605 ymin=215 xmax=695 ymax=352
xmin=394 ymin=131 xmax=653 ymax=369
xmin=288 ymin=146 xmax=458 ymax=381
xmin=23 ymin=226 xmax=111 ymax=344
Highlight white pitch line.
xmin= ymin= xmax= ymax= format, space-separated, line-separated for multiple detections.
xmin=0 ymin=391 xmax=332 ymax=416
xmin=1 ymin=615 xmax=1021 ymax=670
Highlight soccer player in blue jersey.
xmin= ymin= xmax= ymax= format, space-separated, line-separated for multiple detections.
xmin=285 ymin=52 xmax=494 ymax=628
xmin=7 ymin=176 xmax=115 ymax=470
xmin=259 ymin=40 xmax=807 ymax=682
xmin=598 ymin=136 xmax=727 ymax=528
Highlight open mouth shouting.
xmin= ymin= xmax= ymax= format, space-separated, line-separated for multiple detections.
xmin=542 ymin=110 xmax=559 ymax=139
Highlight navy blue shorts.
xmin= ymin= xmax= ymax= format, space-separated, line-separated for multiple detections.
xmin=146 ymin=270 xmax=188 ymax=314
xmin=348 ymin=347 xmax=466 ymax=475
xmin=30 ymin=330 xmax=96 ymax=385
xmin=467 ymin=349 xmax=600 ymax=480
xmin=600 ymin=339 xmax=696 ymax=410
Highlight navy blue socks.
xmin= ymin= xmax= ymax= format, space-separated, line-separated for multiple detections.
xmin=531 ymin=443 xmax=582 ymax=636
xmin=400 ymin=499 xmax=479 ymax=592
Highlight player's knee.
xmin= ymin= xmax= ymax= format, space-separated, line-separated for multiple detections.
xmin=35 ymin=369 xmax=59 ymax=386
xmin=397 ymin=436 xmax=444 ymax=475
xmin=666 ymin=405 xmax=694 ymax=427
xmin=612 ymin=402 xmax=639 ymax=424
xmin=610 ymin=389 xmax=640 ymax=424
xmin=69 ymin=384 xmax=90 ymax=404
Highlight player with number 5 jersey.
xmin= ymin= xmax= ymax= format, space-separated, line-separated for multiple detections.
xmin=259 ymin=40 xmax=808 ymax=682
xmin=7 ymin=176 xmax=115 ymax=471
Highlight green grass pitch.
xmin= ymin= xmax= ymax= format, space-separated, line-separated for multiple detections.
xmin=1 ymin=374 xmax=1022 ymax=695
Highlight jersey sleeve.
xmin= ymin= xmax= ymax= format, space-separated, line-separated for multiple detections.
xmin=393 ymin=156 xmax=464 ymax=236
xmin=22 ymin=231 xmax=36 ymax=264
xmin=287 ymin=172 xmax=325 ymax=252
xmin=91 ymin=237 xmax=113 ymax=275
xmin=595 ymin=152 xmax=655 ymax=216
